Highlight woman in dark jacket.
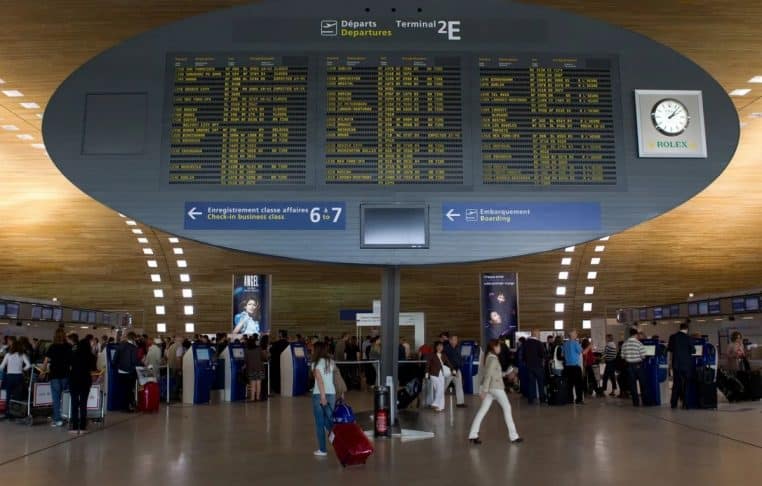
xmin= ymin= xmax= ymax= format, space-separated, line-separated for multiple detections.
xmin=68 ymin=334 xmax=97 ymax=435
xmin=244 ymin=334 xmax=268 ymax=402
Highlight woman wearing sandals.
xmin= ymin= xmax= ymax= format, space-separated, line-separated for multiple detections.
xmin=310 ymin=342 xmax=336 ymax=457
xmin=468 ymin=339 xmax=523 ymax=445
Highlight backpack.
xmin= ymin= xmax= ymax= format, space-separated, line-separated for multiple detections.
xmin=551 ymin=345 xmax=565 ymax=374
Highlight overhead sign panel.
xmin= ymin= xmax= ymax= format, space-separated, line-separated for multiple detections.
xmin=442 ymin=202 xmax=601 ymax=231
xmin=184 ymin=202 xmax=345 ymax=230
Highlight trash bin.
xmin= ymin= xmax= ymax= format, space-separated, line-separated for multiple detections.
xmin=373 ymin=385 xmax=391 ymax=437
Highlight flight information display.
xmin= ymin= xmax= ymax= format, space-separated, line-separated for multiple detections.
xmin=168 ymin=54 xmax=308 ymax=185
xmin=479 ymin=55 xmax=617 ymax=186
xmin=325 ymin=55 xmax=464 ymax=185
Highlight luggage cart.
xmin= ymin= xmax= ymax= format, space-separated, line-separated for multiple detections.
xmin=8 ymin=367 xmax=53 ymax=426
xmin=62 ymin=372 xmax=107 ymax=427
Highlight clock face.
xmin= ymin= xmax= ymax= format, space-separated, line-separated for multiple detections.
xmin=651 ymin=98 xmax=690 ymax=136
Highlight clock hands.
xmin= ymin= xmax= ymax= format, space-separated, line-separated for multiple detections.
xmin=668 ymin=107 xmax=682 ymax=119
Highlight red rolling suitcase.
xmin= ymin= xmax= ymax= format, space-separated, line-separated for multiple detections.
xmin=329 ymin=423 xmax=374 ymax=467
xmin=138 ymin=382 xmax=160 ymax=413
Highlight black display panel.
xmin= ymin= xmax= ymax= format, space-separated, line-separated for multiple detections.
xmin=479 ymin=55 xmax=617 ymax=186
xmin=87 ymin=311 xmax=97 ymax=323
xmin=688 ymin=303 xmax=698 ymax=316
xmin=638 ymin=308 xmax=647 ymax=320
xmin=167 ymin=54 xmax=309 ymax=186
xmin=361 ymin=204 xmax=429 ymax=248
xmin=325 ymin=54 xmax=463 ymax=185
xmin=669 ymin=304 xmax=680 ymax=317
xmin=732 ymin=297 xmax=745 ymax=313
xmin=746 ymin=296 xmax=760 ymax=312
xmin=708 ymin=300 xmax=721 ymax=315
xmin=31 ymin=306 xmax=42 ymax=320
xmin=41 ymin=307 xmax=53 ymax=320
xmin=653 ymin=307 xmax=663 ymax=320
xmin=5 ymin=303 xmax=19 ymax=319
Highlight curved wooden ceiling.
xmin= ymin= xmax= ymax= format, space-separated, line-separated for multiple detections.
xmin=0 ymin=0 xmax=760 ymax=340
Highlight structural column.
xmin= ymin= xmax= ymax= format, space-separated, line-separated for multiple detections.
xmin=380 ymin=266 xmax=401 ymax=423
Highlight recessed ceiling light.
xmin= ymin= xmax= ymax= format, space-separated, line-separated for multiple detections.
xmin=155 ymin=305 xmax=165 ymax=315
xmin=168 ymin=237 xmax=180 ymax=244
xmin=173 ymin=247 xmax=184 ymax=255
xmin=185 ymin=323 xmax=195 ymax=333
xmin=554 ymin=303 xmax=565 ymax=312
xmin=556 ymin=286 xmax=566 ymax=296
xmin=583 ymin=303 xmax=593 ymax=312
xmin=591 ymin=257 xmax=601 ymax=265
xmin=729 ymin=88 xmax=751 ymax=96
xmin=554 ymin=320 xmax=564 ymax=330
xmin=137 ymin=237 xmax=149 ymax=244
xmin=184 ymin=305 xmax=194 ymax=316
xmin=561 ymin=257 xmax=572 ymax=265
xmin=558 ymin=271 xmax=569 ymax=280
xmin=131 ymin=229 xmax=143 ymax=234
xmin=748 ymin=76 xmax=762 ymax=84
xmin=146 ymin=260 xmax=158 ymax=268
xmin=150 ymin=274 xmax=161 ymax=283
xmin=564 ymin=246 xmax=575 ymax=253
xmin=594 ymin=245 xmax=605 ymax=252
xmin=587 ymin=271 xmax=597 ymax=279
xmin=582 ymin=320 xmax=592 ymax=329
xmin=585 ymin=286 xmax=595 ymax=295
xmin=179 ymin=274 xmax=191 ymax=282
xmin=0 ymin=78 xmax=5 ymax=84
xmin=153 ymin=289 xmax=164 ymax=298
xmin=30 ymin=143 xmax=46 ymax=149
xmin=16 ymin=134 xmax=33 ymax=140
xmin=177 ymin=260 xmax=188 ymax=268
xmin=20 ymin=102 xmax=39 ymax=109
xmin=182 ymin=289 xmax=193 ymax=298
xmin=36 ymin=114 xmax=43 ymax=119
xmin=118 ymin=213 xmax=126 ymax=218
xmin=599 ymin=236 xmax=610 ymax=241
xmin=2 ymin=90 xmax=23 ymax=97
xmin=156 ymin=323 xmax=167 ymax=333
xmin=142 ymin=248 xmax=154 ymax=255
xmin=1 ymin=124 xmax=19 ymax=131
xmin=125 ymin=220 xmax=137 ymax=226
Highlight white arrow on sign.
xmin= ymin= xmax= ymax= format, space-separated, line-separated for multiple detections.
xmin=446 ymin=208 xmax=461 ymax=222
xmin=187 ymin=207 xmax=202 ymax=220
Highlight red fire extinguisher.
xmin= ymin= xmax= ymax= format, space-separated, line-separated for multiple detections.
xmin=375 ymin=408 xmax=388 ymax=436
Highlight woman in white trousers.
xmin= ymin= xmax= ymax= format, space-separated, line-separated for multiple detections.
xmin=468 ymin=339 xmax=523 ymax=444
xmin=426 ymin=341 xmax=455 ymax=412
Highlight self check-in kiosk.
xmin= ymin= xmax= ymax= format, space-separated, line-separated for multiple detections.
xmin=223 ymin=343 xmax=247 ymax=402
xmin=641 ymin=339 xmax=664 ymax=406
xmin=280 ymin=342 xmax=308 ymax=397
xmin=183 ymin=343 xmax=215 ymax=404
xmin=104 ymin=343 xmax=120 ymax=411
xmin=458 ymin=340 xmax=480 ymax=395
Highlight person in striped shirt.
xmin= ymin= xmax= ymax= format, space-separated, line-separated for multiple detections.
xmin=621 ymin=328 xmax=648 ymax=406
xmin=601 ymin=335 xmax=618 ymax=397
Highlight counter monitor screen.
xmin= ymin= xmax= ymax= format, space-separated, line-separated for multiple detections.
xmin=361 ymin=204 xmax=429 ymax=248
xmin=698 ymin=301 xmax=709 ymax=315
xmin=5 ymin=303 xmax=19 ymax=319
xmin=31 ymin=306 xmax=42 ymax=320
xmin=196 ymin=348 xmax=211 ymax=361
xmin=53 ymin=308 xmax=63 ymax=322
xmin=732 ymin=298 xmax=746 ymax=313
xmin=460 ymin=344 xmax=472 ymax=357
xmin=233 ymin=348 xmax=245 ymax=359
xmin=745 ymin=297 xmax=760 ymax=312
xmin=688 ymin=303 xmax=698 ymax=316
xmin=693 ymin=345 xmax=703 ymax=356
xmin=41 ymin=307 xmax=53 ymax=320
xmin=643 ymin=345 xmax=656 ymax=357
xmin=708 ymin=300 xmax=721 ymax=315
xmin=653 ymin=307 xmax=663 ymax=320
xmin=293 ymin=346 xmax=305 ymax=358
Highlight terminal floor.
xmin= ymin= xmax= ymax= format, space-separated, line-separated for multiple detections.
xmin=1 ymin=392 xmax=761 ymax=485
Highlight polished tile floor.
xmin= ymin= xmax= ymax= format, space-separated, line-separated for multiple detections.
xmin=1 ymin=392 xmax=760 ymax=485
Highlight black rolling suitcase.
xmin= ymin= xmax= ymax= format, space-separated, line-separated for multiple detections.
xmin=697 ymin=367 xmax=717 ymax=409
xmin=397 ymin=377 xmax=422 ymax=410
xmin=746 ymin=370 xmax=762 ymax=400
xmin=547 ymin=374 xmax=569 ymax=406
xmin=717 ymin=369 xmax=745 ymax=402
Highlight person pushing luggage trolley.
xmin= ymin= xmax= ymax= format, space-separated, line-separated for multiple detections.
xmin=467 ymin=339 xmax=523 ymax=445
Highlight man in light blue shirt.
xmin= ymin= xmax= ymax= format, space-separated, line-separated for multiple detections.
xmin=562 ymin=330 xmax=585 ymax=404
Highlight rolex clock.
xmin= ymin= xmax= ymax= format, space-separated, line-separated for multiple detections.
xmin=635 ymin=90 xmax=707 ymax=158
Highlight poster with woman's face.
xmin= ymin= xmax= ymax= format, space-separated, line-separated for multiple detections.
xmin=232 ymin=275 xmax=269 ymax=335
xmin=481 ymin=273 xmax=519 ymax=348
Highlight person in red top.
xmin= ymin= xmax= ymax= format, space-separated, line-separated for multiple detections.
xmin=581 ymin=339 xmax=599 ymax=397
xmin=418 ymin=343 xmax=434 ymax=360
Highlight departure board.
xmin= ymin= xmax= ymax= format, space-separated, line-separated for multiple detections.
xmin=325 ymin=55 xmax=464 ymax=185
xmin=168 ymin=55 xmax=308 ymax=185
xmin=480 ymin=56 xmax=617 ymax=186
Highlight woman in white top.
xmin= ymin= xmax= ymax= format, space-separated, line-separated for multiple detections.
xmin=425 ymin=341 xmax=456 ymax=412
xmin=468 ymin=339 xmax=523 ymax=445
xmin=310 ymin=342 xmax=336 ymax=457
xmin=1 ymin=340 xmax=32 ymax=418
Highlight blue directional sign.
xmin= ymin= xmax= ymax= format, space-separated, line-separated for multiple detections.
xmin=442 ymin=202 xmax=601 ymax=231
xmin=184 ymin=202 xmax=346 ymax=230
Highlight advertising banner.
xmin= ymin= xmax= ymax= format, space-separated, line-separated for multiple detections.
xmin=232 ymin=275 xmax=270 ymax=336
xmin=480 ymin=273 xmax=519 ymax=349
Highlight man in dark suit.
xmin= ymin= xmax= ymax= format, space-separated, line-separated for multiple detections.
xmin=112 ymin=332 xmax=139 ymax=412
xmin=667 ymin=323 xmax=694 ymax=409
xmin=522 ymin=329 xmax=547 ymax=405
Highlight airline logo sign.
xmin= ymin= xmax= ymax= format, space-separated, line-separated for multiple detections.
xmin=320 ymin=19 xmax=461 ymax=40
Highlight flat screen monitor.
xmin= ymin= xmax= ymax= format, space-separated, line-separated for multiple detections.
xmin=745 ymin=296 xmax=760 ymax=312
xmin=688 ymin=303 xmax=698 ymax=316
xmin=698 ymin=301 xmax=709 ymax=315
xmin=693 ymin=345 xmax=703 ymax=356
xmin=708 ymin=300 xmax=721 ymax=315
xmin=87 ymin=311 xmax=97 ymax=323
xmin=52 ymin=308 xmax=62 ymax=321
xmin=5 ymin=303 xmax=19 ymax=319
xmin=232 ymin=348 xmax=244 ymax=359
xmin=102 ymin=313 xmax=111 ymax=325
xmin=195 ymin=348 xmax=210 ymax=361
xmin=638 ymin=308 xmax=647 ymax=320
xmin=653 ymin=307 xmax=663 ymax=320
xmin=31 ymin=306 xmax=42 ymax=320
xmin=669 ymin=304 xmax=680 ymax=317
xmin=360 ymin=204 xmax=429 ymax=249
xmin=732 ymin=297 xmax=746 ymax=313
xmin=460 ymin=344 xmax=472 ymax=357
xmin=41 ymin=307 xmax=53 ymax=320
xmin=643 ymin=345 xmax=656 ymax=357
xmin=72 ymin=310 xmax=81 ymax=322
xmin=293 ymin=346 xmax=305 ymax=358
xmin=0 ymin=303 xmax=5 ymax=317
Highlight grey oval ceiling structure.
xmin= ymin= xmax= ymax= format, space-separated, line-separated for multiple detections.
xmin=43 ymin=0 xmax=739 ymax=265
